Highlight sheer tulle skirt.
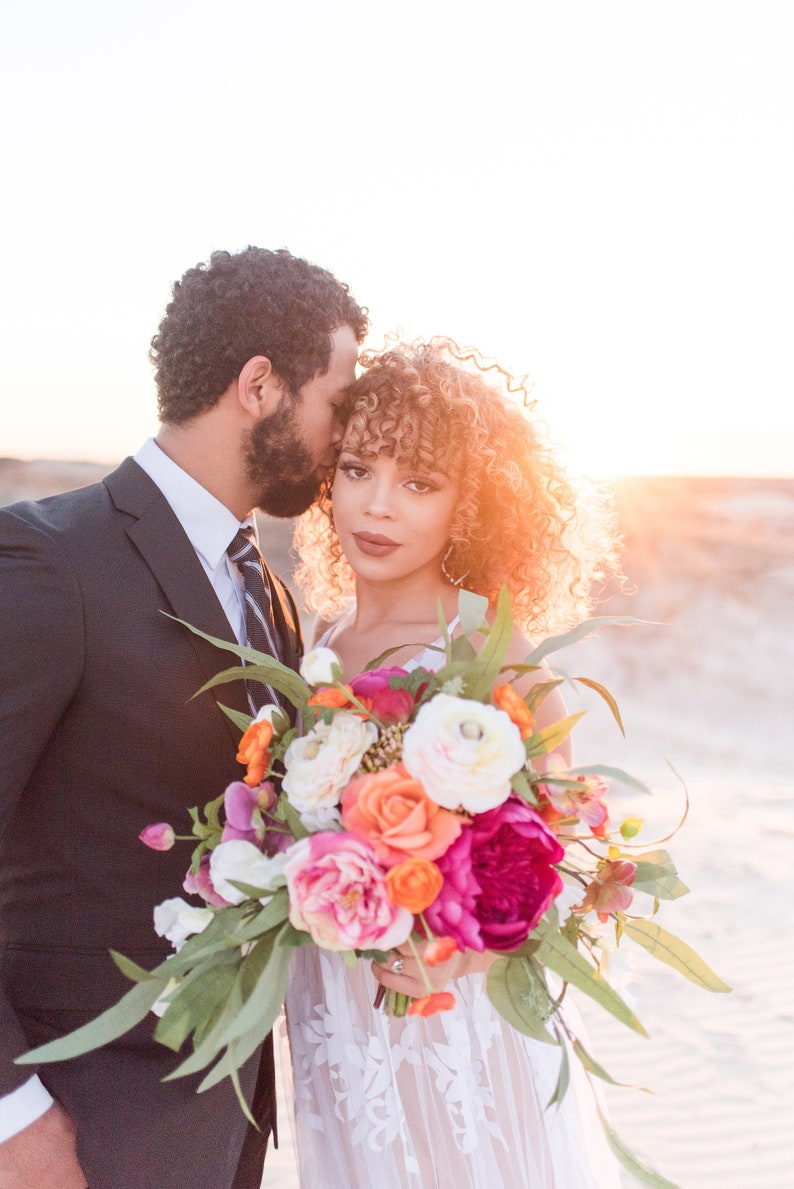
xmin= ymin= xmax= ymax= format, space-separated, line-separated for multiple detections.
xmin=284 ymin=947 xmax=620 ymax=1189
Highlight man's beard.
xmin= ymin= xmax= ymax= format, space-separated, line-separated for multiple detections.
xmin=245 ymin=399 xmax=329 ymax=518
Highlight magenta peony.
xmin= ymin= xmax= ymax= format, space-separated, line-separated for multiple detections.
xmin=350 ymin=667 xmax=416 ymax=724
xmin=425 ymin=796 xmax=564 ymax=952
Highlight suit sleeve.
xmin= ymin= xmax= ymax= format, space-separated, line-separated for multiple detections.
xmin=0 ymin=510 xmax=85 ymax=1088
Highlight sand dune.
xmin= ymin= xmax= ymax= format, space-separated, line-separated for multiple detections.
xmin=4 ymin=464 xmax=792 ymax=1187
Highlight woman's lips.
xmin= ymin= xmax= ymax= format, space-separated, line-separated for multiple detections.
xmin=352 ymin=532 xmax=400 ymax=557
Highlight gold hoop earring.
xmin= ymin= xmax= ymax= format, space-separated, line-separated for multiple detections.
xmin=441 ymin=545 xmax=467 ymax=588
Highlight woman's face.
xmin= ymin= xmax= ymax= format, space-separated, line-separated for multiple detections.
xmin=331 ymin=442 xmax=459 ymax=586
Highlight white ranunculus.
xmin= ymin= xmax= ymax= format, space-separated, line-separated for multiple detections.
xmin=300 ymin=647 xmax=341 ymax=687
xmin=282 ymin=712 xmax=378 ymax=822
xmin=209 ymin=839 xmax=289 ymax=906
xmin=153 ymin=897 xmax=214 ymax=951
xmin=401 ymin=693 xmax=526 ymax=813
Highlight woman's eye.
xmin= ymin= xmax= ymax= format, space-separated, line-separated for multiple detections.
xmin=339 ymin=461 xmax=369 ymax=480
xmin=405 ymin=478 xmax=436 ymax=495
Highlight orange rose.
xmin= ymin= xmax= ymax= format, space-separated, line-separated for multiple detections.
xmin=307 ymin=686 xmax=356 ymax=710
xmin=407 ymin=991 xmax=456 ymax=1017
xmin=236 ymin=719 xmax=273 ymax=788
xmin=341 ymin=764 xmax=463 ymax=867
xmin=492 ymin=685 xmax=534 ymax=739
xmin=386 ymin=858 xmax=443 ymax=914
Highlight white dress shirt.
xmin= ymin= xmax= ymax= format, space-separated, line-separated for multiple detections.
xmin=1 ymin=440 xmax=256 ymax=1141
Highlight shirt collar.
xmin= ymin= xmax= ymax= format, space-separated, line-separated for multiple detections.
xmin=133 ymin=438 xmax=255 ymax=570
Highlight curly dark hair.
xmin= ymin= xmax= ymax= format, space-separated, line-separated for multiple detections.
xmin=150 ymin=247 xmax=368 ymax=423
xmin=294 ymin=338 xmax=622 ymax=637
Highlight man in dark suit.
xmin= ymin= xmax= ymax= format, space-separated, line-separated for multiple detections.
xmin=0 ymin=247 xmax=367 ymax=1188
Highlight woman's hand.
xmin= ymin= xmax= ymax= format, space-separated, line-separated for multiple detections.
xmin=372 ymin=939 xmax=496 ymax=1000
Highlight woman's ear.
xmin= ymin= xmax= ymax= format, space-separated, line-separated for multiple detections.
xmin=236 ymin=355 xmax=285 ymax=418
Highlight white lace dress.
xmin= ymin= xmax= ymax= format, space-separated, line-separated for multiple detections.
xmin=283 ymin=632 xmax=620 ymax=1189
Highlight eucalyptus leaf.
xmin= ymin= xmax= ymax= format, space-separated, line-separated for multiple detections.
xmin=211 ymin=926 xmax=292 ymax=1050
xmin=523 ymin=678 xmax=565 ymax=713
xmin=597 ymin=1107 xmax=680 ymax=1188
xmin=457 ymin=588 xmax=489 ymax=635
xmin=109 ymin=950 xmax=159 ymax=983
xmin=622 ymin=920 xmax=731 ymax=991
xmin=219 ymin=703 xmax=255 ymax=733
xmin=546 ymin=1031 xmax=570 ymax=1107
xmin=465 ymin=586 xmax=514 ymax=701
xmin=571 ymin=676 xmax=625 ymax=735
xmin=572 ymin=1038 xmax=651 ymax=1092
xmin=523 ymin=616 xmax=651 ymax=667
xmin=16 ymin=978 xmax=169 ymax=1065
xmin=235 ymin=889 xmax=291 ymax=943
xmin=163 ymin=613 xmax=310 ymax=709
xmin=155 ymin=958 xmax=240 ymax=1052
xmin=524 ymin=712 xmax=587 ymax=758
xmin=486 ymin=956 xmax=559 ymax=1044
xmin=532 ymin=926 xmax=648 ymax=1035
xmin=631 ymin=851 xmax=690 ymax=900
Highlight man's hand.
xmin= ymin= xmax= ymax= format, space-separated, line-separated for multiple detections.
xmin=0 ymin=1102 xmax=88 ymax=1188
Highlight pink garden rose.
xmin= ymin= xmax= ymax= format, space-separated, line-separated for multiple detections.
xmin=424 ymin=796 xmax=564 ymax=952
xmin=284 ymin=832 xmax=413 ymax=951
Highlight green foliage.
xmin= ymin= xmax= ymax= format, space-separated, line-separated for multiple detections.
xmin=530 ymin=918 xmax=648 ymax=1036
xmin=486 ymin=956 xmax=559 ymax=1044
xmin=622 ymin=920 xmax=731 ymax=991
xmin=630 ymin=850 xmax=690 ymax=900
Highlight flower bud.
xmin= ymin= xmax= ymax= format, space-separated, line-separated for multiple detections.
xmin=300 ymin=646 xmax=341 ymax=686
xmin=139 ymin=822 xmax=175 ymax=851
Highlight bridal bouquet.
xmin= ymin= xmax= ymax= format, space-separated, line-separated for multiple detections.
xmin=21 ymin=589 xmax=727 ymax=1186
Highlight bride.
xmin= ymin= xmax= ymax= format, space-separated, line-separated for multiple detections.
xmin=284 ymin=338 xmax=622 ymax=1188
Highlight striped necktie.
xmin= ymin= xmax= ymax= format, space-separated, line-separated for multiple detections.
xmin=227 ymin=527 xmax=281 ymax=715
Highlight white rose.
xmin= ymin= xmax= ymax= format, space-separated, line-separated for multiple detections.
xmin=282 ymin=712 xmax=378 ymax=824
xmin=300 ymin=647 xmax=341 ymax=687
xmin=209 ymin=839 xmax=289 ymax=906
xmin=153 ymin=897 xmax=214 ymax=951
xmin=402 ymin=693 xmax=526 ymax=812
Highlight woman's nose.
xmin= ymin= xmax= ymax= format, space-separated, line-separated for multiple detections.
xmin=365 ymin=480 xmax=396 ymax=517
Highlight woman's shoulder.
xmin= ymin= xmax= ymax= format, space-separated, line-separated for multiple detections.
xmin=310 ymin=604 xmax=355 ymax=649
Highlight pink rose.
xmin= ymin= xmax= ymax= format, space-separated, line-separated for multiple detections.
xmin=425 ymin=796 xmax=564 ymax=952
xmin=284 ymin=832 xmax=413 ymax=951
xmin=341 ymin=764 xmax=462 ymax=867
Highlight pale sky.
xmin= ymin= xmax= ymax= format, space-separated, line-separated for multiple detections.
xmin=1 ymin=0 xmax=792 ymax=477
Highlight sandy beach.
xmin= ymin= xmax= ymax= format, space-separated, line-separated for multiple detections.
xmin=3 ymin=465 xmax=791 ymax=1188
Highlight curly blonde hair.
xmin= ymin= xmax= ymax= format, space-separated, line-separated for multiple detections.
xmin=293 ymin=337 xmax=621 ymax=637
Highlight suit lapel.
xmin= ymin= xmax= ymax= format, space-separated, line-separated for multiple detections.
xmin=104 ymin=460 xmax=251 ymax=745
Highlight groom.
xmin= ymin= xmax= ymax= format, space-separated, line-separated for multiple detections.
xmin=0 ymin=247 xmax=367 ymax=1188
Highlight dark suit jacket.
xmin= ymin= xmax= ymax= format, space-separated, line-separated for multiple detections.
xmin=0 ymin=459 xmax=302 ymax=1189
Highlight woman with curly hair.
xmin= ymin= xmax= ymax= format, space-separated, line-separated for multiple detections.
xmin=285 ymin=338 xmax=622 ymax=1188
